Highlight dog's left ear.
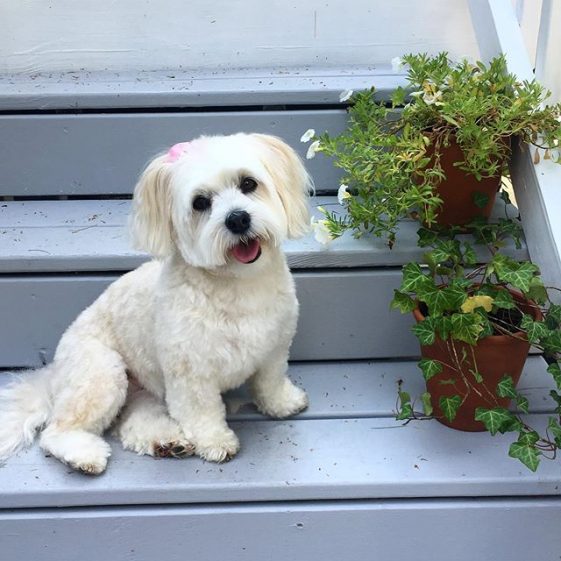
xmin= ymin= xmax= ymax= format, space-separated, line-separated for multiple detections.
xmin=252 ymin=134 xmax=313 ymax=239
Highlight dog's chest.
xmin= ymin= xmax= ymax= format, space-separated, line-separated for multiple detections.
xmin=159 ymin=274 xmax=297 ymax=390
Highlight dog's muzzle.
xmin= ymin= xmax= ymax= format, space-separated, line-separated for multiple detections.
xmin=225 ymin=210 xmax=251 ymax=235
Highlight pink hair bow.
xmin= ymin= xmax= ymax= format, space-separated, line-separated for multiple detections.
xmin=165 ymin=142 xmax=191 ymax=163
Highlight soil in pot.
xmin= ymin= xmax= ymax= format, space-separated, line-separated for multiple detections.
xmin=424 ymin=136 xmax=509 ymax=228
xmin=414 ymin=291 xmax=539 ymax=431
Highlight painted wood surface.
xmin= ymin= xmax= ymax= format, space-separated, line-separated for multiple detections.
xmin=0 ymin=1 xmax=479 ymax=74
xmin=0 ymin=356 xmax=558 ymax=510
xmin=469 ymin=0 xmax=561 ymax=295
xmin=2 ymin=498 xmax=561 ymax=561
xmin=0 ymin=110 xmax=347 ymax=196
xmin=0 ymin=66 xmax=405 ymax=110
xmin=0 ymin=270 xmax=421 ymax=366
xmin=0 ymin=198 xmax=528 ymax=273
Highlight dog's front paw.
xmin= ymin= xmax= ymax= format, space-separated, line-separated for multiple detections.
xmin=194 ymin=429 xmax=240 ymax=463
xmin=255 ymin=380 xmax=309 ymax=419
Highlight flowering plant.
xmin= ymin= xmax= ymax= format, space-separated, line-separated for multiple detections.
xmin=304 ymin=53 xmax=561 ymax=247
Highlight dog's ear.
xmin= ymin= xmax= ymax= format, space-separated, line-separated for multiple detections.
xmin=129 ymin=154 xmax=174 ymax=257
xmin=252 ymin=134 xmax=313 ymax=239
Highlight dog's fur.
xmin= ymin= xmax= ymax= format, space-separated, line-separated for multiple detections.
xmin=0 ymin=133 xmax=312 ymax=474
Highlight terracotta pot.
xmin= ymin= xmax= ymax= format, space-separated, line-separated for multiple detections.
xmin=424 ymin=136 xmax=509 ymax=227
xmin=413 ymin=290 xmax=540 ymax=431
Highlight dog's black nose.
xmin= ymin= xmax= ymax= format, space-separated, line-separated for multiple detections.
xmin=225 ymin=210 xmax=251 ymax=234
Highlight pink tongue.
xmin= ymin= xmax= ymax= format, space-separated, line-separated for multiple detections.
xmin=231 ymin=239 xmax=261 ymax=264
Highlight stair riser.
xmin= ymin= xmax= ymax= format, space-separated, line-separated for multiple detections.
xmin=0 ymin=270 xmax=419 ymax=367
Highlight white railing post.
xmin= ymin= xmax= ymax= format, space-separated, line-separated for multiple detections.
xmin=535 ymin=0 xmax=561 ymax=103
xmin=469 ymin=0 xmax=561 ymax=295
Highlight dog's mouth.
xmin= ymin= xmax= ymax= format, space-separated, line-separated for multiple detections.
xmin=230 ymin=238 xmax=262 ymax=264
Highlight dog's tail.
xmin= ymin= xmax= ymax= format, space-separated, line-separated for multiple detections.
xmin=0 ymin=368 xmax=52 ymax=462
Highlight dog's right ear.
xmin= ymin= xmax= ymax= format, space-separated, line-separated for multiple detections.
xmin=129 ymin=154 xmax=174 ymax=257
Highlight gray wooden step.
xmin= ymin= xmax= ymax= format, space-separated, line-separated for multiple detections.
xmin=0 ymin=356 xmax=558 ymax=510
xmin=0 ymin=197 xmax=529 ymax=366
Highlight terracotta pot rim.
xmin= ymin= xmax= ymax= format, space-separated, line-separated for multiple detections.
xmin=413 ymin=288 xmax=542 ymax=344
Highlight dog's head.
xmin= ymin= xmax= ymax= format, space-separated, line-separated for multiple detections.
xmin=130 ymin=133 xmax=312 ymax=271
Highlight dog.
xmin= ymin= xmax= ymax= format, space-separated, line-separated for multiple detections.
xmin=0 ymin=133 xmax=312 ymax=474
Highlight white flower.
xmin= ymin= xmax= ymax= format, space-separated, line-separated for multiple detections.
xmin=423 ymin=90 xmax=443 ymax=105
xmin=310 ymin=216 xmax=333 ymax=245
xmin=391 ymin=56 xmax=404 ymax=72
xmin=306 ymin=140 xmax=321 ymax=159
xmin=339 ymin=89 xmax=353 ymax=102
xmin=410 ymin=90 xmax=423 ymax=97
xmin=300 ymin=129 xmax=315 ymax=143
xmin=337 ymin=184 xmax=351 ymax=205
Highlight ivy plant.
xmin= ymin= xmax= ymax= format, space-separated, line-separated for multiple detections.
xmin=305 ymin=53 xmax=561 ymax=247
xmin=391 ymin=215 xmax=561 ymax=471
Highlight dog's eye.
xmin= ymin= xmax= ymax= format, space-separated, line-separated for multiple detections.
xmin=240 ymin=177 xmax=257 ymax=194
xmin=192 ymin=195 xmax=211 ymax=212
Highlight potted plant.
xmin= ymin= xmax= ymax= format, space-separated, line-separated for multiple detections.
xmin=304 ymin=53 xmax=561 ymax=247
xmin=391 ymin=216 xmax=561 ymax=471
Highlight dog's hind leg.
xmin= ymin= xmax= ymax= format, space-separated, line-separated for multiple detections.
xmin=113 ymin=388 xmax=194 ymax=458
xmin=39 ymin=340 xmax=128 ymax=475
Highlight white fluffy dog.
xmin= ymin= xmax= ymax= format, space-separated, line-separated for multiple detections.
xmin=0 ymin=133 xmax=312 ymax=474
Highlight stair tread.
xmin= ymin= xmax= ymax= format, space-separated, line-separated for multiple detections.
xmin=0 ymin=357 xmax=558 ymax=509
xmin=0 ymin=197 xmax=528 ymax=272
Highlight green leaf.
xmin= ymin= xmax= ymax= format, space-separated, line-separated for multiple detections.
xmin=439 ymin=395 xmax=463 ymax=422
xmin=526 ymin=277 xmax=548 ymax=305
xmin=401 ymin=263 xmax=434 ymax=293
xmin=418 ymin=358 xmax=443 ymax=381
xmin=550 ymin=390 xmax=561 ymax=414
xmin=545 ymin=304 xmax=561 ymax=329
xmin=492 ymin=289 xmax=516 ymax=310
xmin=463 ymin=243 xmax=477 ymax=266
xmin=492 ymin=254 xmax=539 ymax=293
xmin=496 ymin=375 xmax=517 ymax=399
xmin=544 ymin=330 xmax=561 ymax=353
xmin=396 ymin=391 xmax=413 ymax=420
xmin=434 ymin=316 xmax=453 ymax=340
xmin=412 ymin=317 xmax=438 ymax=346
xmin=474 ymin=407 xmax=515 ymax=435
xmin=547 ymin=362 xmax=561 ymax=390
xmin=473 ymin=191 xmax=490 ymax=209
xmin=450 ymin=312 xmax=484 ymax=345
xmin=500 ymin=190 xmax=512 ymax=205
xmin=547 ymin=417 xmax=561 ymax=447
xmin=391 ymin=86 xmax=407 ymax=107
xmin=516 ymin=395 xmax=529 ymax=414
xmin=423 ymin=284 xmax=466 ymax=316
xmin=517 ymin=430 xmax=539 ymax=446
xmin=520 ymin=314 xmax=549 ymax=344
xmin=469 ymin=368 xmax=483 ymax=383
xmin=390 ymin=290 xmax=417 ymax=313
xmin=421 ymin=392 xmax=433 ymax=416
xmin=417 ymin=227 xmax=438 ymax=248
xmin=509 ymin=441 xmax=540 ymax=472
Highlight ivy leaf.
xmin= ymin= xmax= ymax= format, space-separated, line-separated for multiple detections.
xmin=517 ymin=430 xmax=539 ymax=446
xmin=439 ymin=395 xmax=462 ymax=422
xmin=492 ymin=254 xmax=539 ymax=293
xmin=412 ymin=317 xmax=438 ymax=346
xmin=470 ymin=368 xmax=483 ymax=383
xmin=418 ymin=358 xmax=443 ymax=381
xmin=417 ymin=227 xmax=439 ymax=248
xmin=462 ymin=243 xmax=477 ymax=266
xmin=547 ymin=417 xmax=561 ymax=447
xmin=450 ymin=313 xmax=484 ymax=345
xmin=396 ymin=391 xmax=413 ymax=420
xmin=526 ymin=277 xmax=548 ymax=305
xmin=500 ymin=189 xmax=512 ymax=205
xmin=516 ymin=395 xmax=529 ymax=414
xmin=509 ymin=441 xmax=540 ymax=472
xmin=474 ymin=407 xmax=515 ymax=435
xmin=423 ymin=285 xmax=466 ymax=316
xmin=543 ymin=330 xmax=561 ymax=353
xmin=550 ymin=390 xmax=561 ymax=414
xmin=401 ymin=263 xmax=434 ymax=293
xmin=391 ymin=290 xmax=417 ymax=313
xmin=492 ymin=289 xmax=516 ymax=310
xmin=496 ymin=375 xmax=517 ymax=399
xmin=473 ymin=191 xmax=490 ymax=209
xmin=545 ymin=304 xmax=561 ymax=329
xmin=520 ymin=314 xmax=549 ymax=344
xmin=461 ymin=295 xmax=493 ymax=314
xmin=547 ymin=362 xmax=561 ymax=390
xmin=421 ymin=392 xmax=433 ymax=416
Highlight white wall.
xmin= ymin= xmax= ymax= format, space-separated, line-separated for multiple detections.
xmin=0 ymin=0 xmax=479 ymax=74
